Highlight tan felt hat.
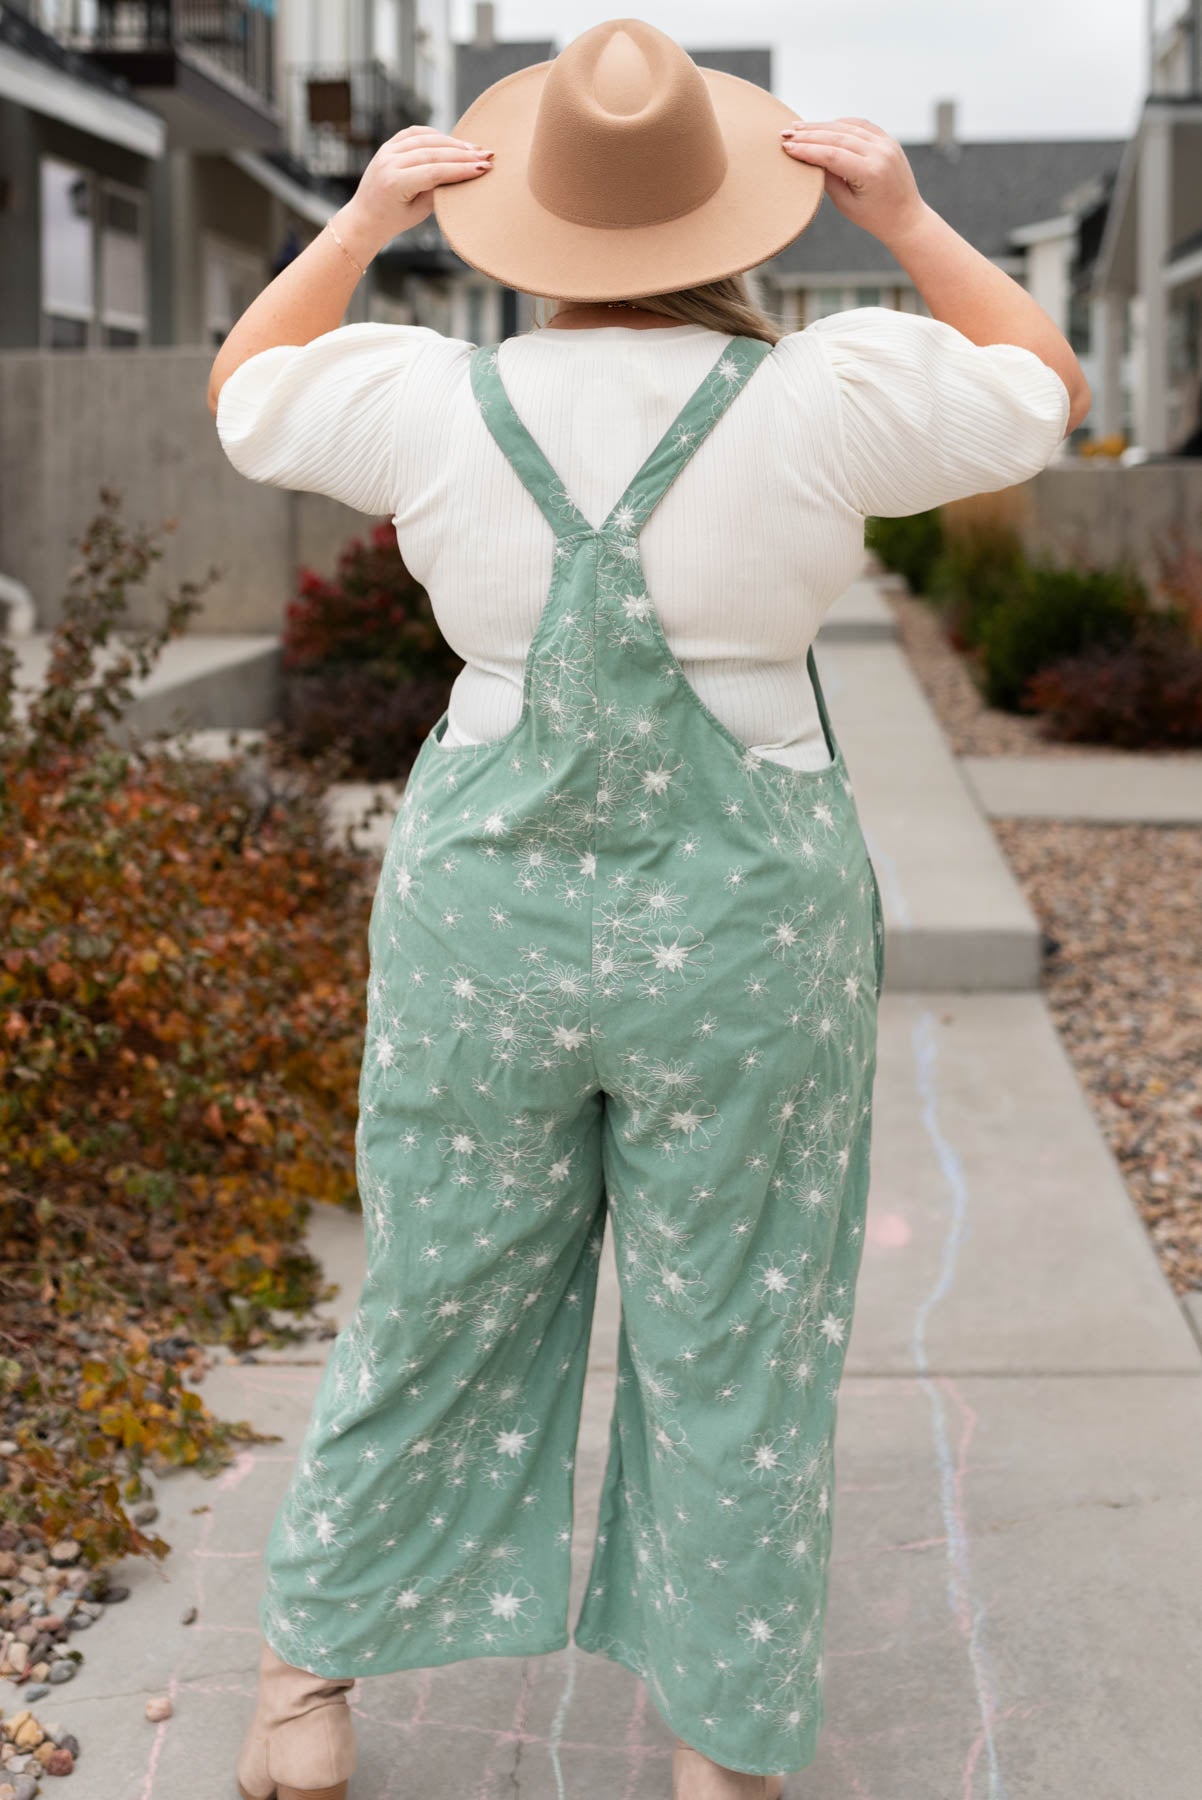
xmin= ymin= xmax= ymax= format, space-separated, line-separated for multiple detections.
xmin=433 ymin=16 xmax=824 ymax=302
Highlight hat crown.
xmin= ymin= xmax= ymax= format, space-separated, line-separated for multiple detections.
xmin=527 ymin=19 xmax=727 ymax=230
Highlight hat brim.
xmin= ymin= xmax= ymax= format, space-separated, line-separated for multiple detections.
xmin=433 ymin=64 xmax=825 ymax=302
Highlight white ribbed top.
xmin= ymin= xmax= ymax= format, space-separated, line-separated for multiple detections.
xmin=216 ymin=307 xmax=1070 ymax=769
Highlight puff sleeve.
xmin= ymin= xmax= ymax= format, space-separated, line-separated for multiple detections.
xmin=214 ymin=320 xmax=445 ymax=516
xmin=805 ymin=306 xmax=1072 ymax=518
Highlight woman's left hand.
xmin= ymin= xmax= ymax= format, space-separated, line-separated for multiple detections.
xmin=780 ymin=117 xmax=927 ymax=246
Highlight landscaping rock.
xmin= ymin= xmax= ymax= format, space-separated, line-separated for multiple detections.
xmin=145 ymin=1694 xmax=173 ymax=1722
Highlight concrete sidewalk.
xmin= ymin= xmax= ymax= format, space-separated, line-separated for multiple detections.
xmin=962 ymin=753 xmax=1202 ymax=824
xmin=22 ymin=995 xmax=1201 ymax=1800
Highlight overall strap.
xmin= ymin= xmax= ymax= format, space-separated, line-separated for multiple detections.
xmin=599 ymin=334 xmax=774 ymax=537
xmin=470 ymin=333 xmax=774 ymax=543
xmin=805 ymin=644 xmax=840 ymax=764
xmin=470 ymin=342 xmax=593 ymax=540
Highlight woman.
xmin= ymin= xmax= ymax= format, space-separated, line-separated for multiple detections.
xmin=210 ymin=20 xmax=1088 ymax=1800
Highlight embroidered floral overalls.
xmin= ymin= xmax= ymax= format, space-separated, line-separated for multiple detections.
xmin=258 ymin=333 xmax=885 ymax=1776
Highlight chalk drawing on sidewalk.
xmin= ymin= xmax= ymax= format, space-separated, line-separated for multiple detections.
xmin=911 ymin=1007 xmax=1009 ymax=1800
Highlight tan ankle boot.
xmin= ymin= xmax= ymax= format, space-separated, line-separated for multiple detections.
xmin=672 ymin=1740 xmax=785 ymax=1800
xmin=235 ymin=1634 xmax=358 ymax=1800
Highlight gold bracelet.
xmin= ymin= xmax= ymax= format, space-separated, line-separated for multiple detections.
xmin=325 ymin=218 xmax=367 ymax=280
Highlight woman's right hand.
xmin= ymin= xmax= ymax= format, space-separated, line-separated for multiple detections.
xmin=339 ymin=125 xmax=495 ymax=255
xmin=780 ymin=117 xmax=927 ymax=247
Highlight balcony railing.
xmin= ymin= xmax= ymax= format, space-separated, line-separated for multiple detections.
xmin=286 ymin=58 xmax=431 ymax=180
xmin=31 ymin=0 xmax=276 ymax=107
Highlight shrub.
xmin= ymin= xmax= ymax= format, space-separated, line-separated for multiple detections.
xmin=282 ymin=521 xmax=461 ymax=778
xmin=1153 ymin=522 xmax=1202 ymax=642
xmin=1027 ymin=617 xmax=1202 ymax=747
xmin=977 ymin=558 xmax=1148 ymax=711
xmin=864 ymin=509 xmax=944 ymax=595
xmin=926 ymin=521 xmax=1030 ymax=650
xmin=0 ymin=488 xmax=372 ymax=1568
xmin=284 ymin=667 xmax=454 ymax=781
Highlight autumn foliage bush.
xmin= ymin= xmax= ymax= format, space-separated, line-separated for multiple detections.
xmin=0 ymin=489 xmax=373 ymax=1567
xmin=1025 ymin=617 xmax=1202 ymax=747
xmin=975 ymin=557 xmax=1147 ymax=711
xmin=282 ymin=520 xmax=461 ymax=779
xmin=1022 ymin=530 xmax=1202 ymax=747
xmin=875 ymin=498 xmax=1202 ymax=745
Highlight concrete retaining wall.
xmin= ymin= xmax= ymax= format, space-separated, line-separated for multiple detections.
xmin=943 ymin=459 xmax=1202 ymax=600
xmin=0 ymin=348 xmax=370 ymax=633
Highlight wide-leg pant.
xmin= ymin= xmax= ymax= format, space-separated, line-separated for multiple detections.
xmin=258 ymin=749 xmax=880 ymax=1778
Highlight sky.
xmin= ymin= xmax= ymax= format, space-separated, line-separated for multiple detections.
xmin=450 ymin=0 xmax=1146 ymax=144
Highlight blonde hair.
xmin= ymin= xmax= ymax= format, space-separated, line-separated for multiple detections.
xmin=533 ymin=271 xmax=785 ymax=346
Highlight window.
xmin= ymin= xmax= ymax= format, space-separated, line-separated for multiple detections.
xmin=40 ymin=157 xmax=148 ymax=349
xmin=204 ymin=234 xmax=267 ymax=346
xmin=805 ymin=285 xmax=899 ymax=324
xmin=466 ymin=283 xmax=486 ymax=346
xmin=1168 ymin=293 xmax=1200 ymax=383
xmin=41 ymin=157 xmax=93 ymax=342
xmin=809 ymin=287 xmax=846 ymax=322
xmin=1067 ymin=290 xmax=1092 ymax=356
xmin=100 ymin=185 xmax=147 ymax=346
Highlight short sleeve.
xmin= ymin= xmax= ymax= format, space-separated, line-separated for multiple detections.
xmin=214 ymin=321 xmax=445 ymax=516
xmin=804 ymin=306 xmax=1072 ymax=518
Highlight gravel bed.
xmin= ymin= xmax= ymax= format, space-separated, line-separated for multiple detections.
xmin=993 ymin=820 xmax=1202 ymax=1296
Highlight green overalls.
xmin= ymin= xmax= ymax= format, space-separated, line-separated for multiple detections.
xmin=259 ymin=333 xmax=885 ymax=1777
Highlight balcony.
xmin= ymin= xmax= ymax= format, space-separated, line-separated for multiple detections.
xmin=32 ymin=0 xmax=280 ymax=151
xmin=287 ymin=58 xmax=432 ymax=184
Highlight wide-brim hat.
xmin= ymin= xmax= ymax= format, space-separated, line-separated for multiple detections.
xmin=433 ymin=16 xmax=824 ymax=302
